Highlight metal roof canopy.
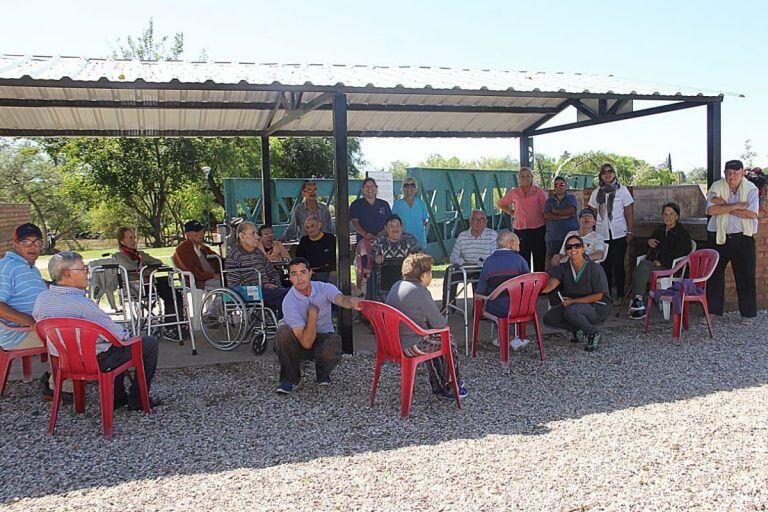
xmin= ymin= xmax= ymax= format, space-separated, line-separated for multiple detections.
xmin=0 ymin=55 xmax=730 ymax=352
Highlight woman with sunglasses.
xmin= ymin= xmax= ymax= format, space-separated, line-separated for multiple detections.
xmin=542 ymin=234 xmax=611 ymax=352
xmin=588 ymin=163 xmax=634 ymax=304
xmin=391 ymin=177 xmax=429 ymax=246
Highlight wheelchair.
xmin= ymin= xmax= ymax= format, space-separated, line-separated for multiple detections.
xmin=198 ymin=264 xmax=280 ymax=354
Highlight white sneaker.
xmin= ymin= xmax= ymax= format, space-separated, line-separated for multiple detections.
xmin=490 ymin=337 xmax=500 ymax=347
xmin=510 ymin=337 xmax=530 ymax=351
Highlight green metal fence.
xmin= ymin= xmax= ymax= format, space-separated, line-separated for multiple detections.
xmin=223 ymin=169 xmax=593 ymax=261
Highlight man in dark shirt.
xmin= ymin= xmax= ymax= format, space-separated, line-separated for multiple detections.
xmin=296 ymin=216 xmax=337 ymax=283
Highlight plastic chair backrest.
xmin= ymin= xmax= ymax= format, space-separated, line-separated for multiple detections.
xmin=687 ymin=249 xmax=719 ymax=283
xmin=35 ymin=318 xmax=120 ymax=378
xmin=360 ymin=300 xmax=434 ymax=361
xmin=487 ymin=272 xmax=549 ymax=320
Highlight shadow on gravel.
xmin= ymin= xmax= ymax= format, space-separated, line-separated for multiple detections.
xmin=1 ymin=312 xmax=767 ymax=503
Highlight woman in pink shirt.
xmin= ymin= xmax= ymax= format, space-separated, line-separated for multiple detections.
xmin=497 ymin=167 xmax=548 ymax=271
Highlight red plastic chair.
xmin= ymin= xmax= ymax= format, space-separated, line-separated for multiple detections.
xmin=472 ymin=272 xmax=549 ymax=368
xmin=35 ymin=318 xmax=150 ymax=438
xmin=644 ymin=249 xmax=719 ymax=342
xmin=0 ymin=324 xmax=48 ymax=397
xmin=359 ymin=300 xmax=461 ymax=419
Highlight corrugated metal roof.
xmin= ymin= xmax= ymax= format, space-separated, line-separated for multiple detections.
xmin=0 ymin=54 xmax=733 ymax=137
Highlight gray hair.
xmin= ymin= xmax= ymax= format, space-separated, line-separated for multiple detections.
xmin=236 ymin=220 xmax=257 ymax=239
xmin=303 ymin=215 xmax=320 ymax=226
xmin=497 ymin=230 xmax=519 ymax=248
xmin=470 ymin=209 xmax=487 ymax=219
xmin=49 ymin=251 xmax=83 ymax=283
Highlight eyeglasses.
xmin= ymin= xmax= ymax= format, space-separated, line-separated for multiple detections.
xmin=565 ymin=243 xmax=583 ymax=250
xmin=18 ymin=239 xmax=43 ymax=247
xmin=69 ymin=267 xmax=90 ymax=274
xmin=403 ymin=183 xmax=416 ymax=189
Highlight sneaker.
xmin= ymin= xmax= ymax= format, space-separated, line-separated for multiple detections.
xmin=740 ymin=317 xmax=755 ymax=326
xmin=436 ymin=383 xmax=468 ymax=401
xmin=490 ymin=337 xmax=500 ymax=347
xmin=585 ymin=332 xmax=601 ymax=352
xmin=629 ymin=297 xmax=644 ymax=312
xmin=510 ymin=337 xmax=530 ymax=351
xmin=629 ymin=306 xmax=647 ymax=320
xmin=163 ymin=327 xmax=181 ymax=341
xmin=317 ymin=377 xmax=331 ymax=388
xmin=39 ymin=372 xmax=73 ymax=404
xmin=571 ymin=329 xmax=584 ymax=344
xmin=275 ymin=381 xmax=295 ymax=395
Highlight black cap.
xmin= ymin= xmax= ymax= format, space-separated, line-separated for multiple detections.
xmin=183 ymin=220 xmax=205 ymax=233
xmin=14 ymin=223 xmax=42 ymax=242
xmin=724 ymin=160 xmax=744 ymax=171
xmin=578 ymin=208 xmax=595 ymax=218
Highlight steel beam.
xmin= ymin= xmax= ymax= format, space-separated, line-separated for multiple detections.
xmin=519 ymin=135 xmax=533 ymax=169
xmin=332 ymin=92 xmax=353 ymax=354
xmin=530 ymin=101 xmax=705 ymax=136
xmin=606 ymin=99 xmax=628 ymax=115
xmin=573 ymin=100 xmax=598 ymax=119
xmin=264 ymin=92 xmax=334 ymax=135
xmin=261 ymin=136 xmax=272 ymax=225
xmin=522 ymin=98 xmax=576 ymax=135
xmin=707 ymin=102 xmax=722 ymax=187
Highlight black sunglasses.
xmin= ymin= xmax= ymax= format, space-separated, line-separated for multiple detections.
xmin=565 ymin=243 xmax=583 ymax=250
xmin=403 ymin=183 xmax=416 ymax=188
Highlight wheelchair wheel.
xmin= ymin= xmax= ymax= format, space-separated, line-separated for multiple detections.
xmin=247 ymin=306 xmax=279 ymax=355
xmin=200 ymin=288 xmax=248 ymax=351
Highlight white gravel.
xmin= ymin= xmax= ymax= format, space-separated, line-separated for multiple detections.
xmin=1 ymin=311 xmax=766 ymax=511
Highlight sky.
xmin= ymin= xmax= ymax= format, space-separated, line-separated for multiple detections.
xmin=1 ymin=0 xmax=765 ymax=173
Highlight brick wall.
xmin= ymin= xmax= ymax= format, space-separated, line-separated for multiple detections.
xmin=0 ymin=203 xmax=31 ymax=257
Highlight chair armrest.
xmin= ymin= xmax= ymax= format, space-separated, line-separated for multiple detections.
xmin=474 ymin=293 xmax=489 ymax=301
xmin=419 ymin=326 xmax=451 ymax=337
xmin=0 ymin=323 xmax=33 ymax=332
xmin=118 ymin=335 xmax=143 ymax=347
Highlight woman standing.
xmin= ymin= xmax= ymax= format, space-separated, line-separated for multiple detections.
xmin=386 ymin=253 xmax=467 ymax=400
xmin=391 ymin=177 xmax=429 ymax=246
xmin=497 ymin=167 xmax=548 ymax=271
xmin=588 ymin=163 xmax=634 ymax=303
xmin=542 ymin=234 xmax=611 ymax=352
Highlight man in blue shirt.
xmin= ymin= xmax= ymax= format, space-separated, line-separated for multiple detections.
xmin=275 ymin=257 xmax=362 ymax=394
xmin=543 ymin=177 xmax=579 ymax=262
xmin=33 ymin=251 xmax=160 ymax=410
xmin=350 ymin=177 xmax=392 ymax=242
xmin=0 ymin=223 xmax=72 ymax=400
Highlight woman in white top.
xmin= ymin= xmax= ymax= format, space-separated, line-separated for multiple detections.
xmin=588 ymin=163 xmax=634 ymax=303
xmin=552 ymin=209 xmax=607 ymax=266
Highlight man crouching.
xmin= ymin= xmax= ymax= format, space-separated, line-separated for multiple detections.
xmin=275 ymin=257 xmax=361 ymax=394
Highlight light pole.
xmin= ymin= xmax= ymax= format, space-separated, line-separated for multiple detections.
xmin=202 ymin=166 xmax=212 ymax=240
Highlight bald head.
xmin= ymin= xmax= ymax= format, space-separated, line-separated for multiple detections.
xmin=497 ymin=231 xmax=520 ymax=251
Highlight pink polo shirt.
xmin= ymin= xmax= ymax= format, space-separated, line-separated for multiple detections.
xmin=498 ymin=185 xmax=547 ymax=230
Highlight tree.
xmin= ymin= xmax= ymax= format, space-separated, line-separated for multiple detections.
xmin=741 ymin=139 xmax=757 ymax=168
xmin=387 ymin=160 xmax=409 ymax=180
xmin=270 ymin=137 xmax=364 ymax=179
xmin=686 ymin=167 xmax=708 ymax=184
xmin=111 ymin=18 xmax=183 ymax=61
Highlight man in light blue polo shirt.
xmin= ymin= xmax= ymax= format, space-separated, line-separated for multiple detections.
xmin=0 ymin=223 xmax=48 ymax=351
xmin=275 ymin=257 xmax=362 ymax=394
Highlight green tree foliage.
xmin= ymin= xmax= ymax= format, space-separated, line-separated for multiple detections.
xmin=686 ymin=167 xmax=708 ymax=184
xmin=634 ymin=164 xmax=678 ymax=186
xmin=740 ymin=139 xmax=757 ymax=168
xmin=270 ymin=137 xmax=364 ymax=179
xmin=111 ymin=17 xmax=183 ymax=61
xmin=0 ymin=141 xmax=93 ymax=245
xmin=387 ymin=160 xmax=409 ymax=180
xmin=419 ymin=154 xmax=518 ymax=170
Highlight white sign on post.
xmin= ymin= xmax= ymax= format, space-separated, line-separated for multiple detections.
xmin=367 ymin=171 xmax=395 ymax=206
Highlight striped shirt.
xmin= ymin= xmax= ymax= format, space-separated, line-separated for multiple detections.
xmin=33 ymin=285 xmax=129 ymax=355
xmin=0 ymin=251 xmax=48 ymax=349
xmin=225 ymin=244 xmax=281 ymax=287
xmin=450 ymin=228 xmax=498 ymax=266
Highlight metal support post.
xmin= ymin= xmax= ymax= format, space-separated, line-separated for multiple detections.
xmin=706 ymin=102 xmax=722 ymax=188
xmin=519 ymin=136 xmax=534 ymax=169
xmin=261 ymin=136 xmax=272 ymax=225
xmin=332 ymin=93 xmax=353 ymax=353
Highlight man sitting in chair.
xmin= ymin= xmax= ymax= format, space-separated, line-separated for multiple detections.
xmin=274 ymin=258 xmax=361 ymax=395
xmin=476 ymin=231 xmax=531 ymax=350
xmin=0 ymin=223 xmax=73 ymax=401
xmin=33 ymin=251 xmax=160 ymax=410
xmin=173 ymin=220 xmax=221 ymax=290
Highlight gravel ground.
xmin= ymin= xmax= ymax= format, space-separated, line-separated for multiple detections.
xmin=1 ymin=311 xmax=766 ymax=511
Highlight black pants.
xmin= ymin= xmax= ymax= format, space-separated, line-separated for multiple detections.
xmin=706 ymin=232 xmax=757 ymax=317
xmin=275 ymin=326 xmax=342 ymax=385
xmin=97 ymin=335 xmax=159 ymax=407
xmin=517 ymin=225 xmax=546 ymax=272
xmin=602 ymin=236 xmax=627 ymax=297
xmin=543 ymin=302 xmax=611 ymax=335
xmin=154 ymin=278 xmax=185 ymax=321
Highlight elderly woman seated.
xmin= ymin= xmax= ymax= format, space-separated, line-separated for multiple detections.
xmin=225 ymin=221 xmax=289 ymax=314
xmin=542 ymin=234 xmax=611 ymax=352
xmin=370 ymin=215 xmax=423 ymax=298
xmin=385 ymin=253 xmax=467 ymax=400
xmin=628 ymin=202 xmax=692 ymax=320
xmin=113 ymin=227 xmax=185 ymax=338
xmin=551 ymin=208 xmax=606 ymax=266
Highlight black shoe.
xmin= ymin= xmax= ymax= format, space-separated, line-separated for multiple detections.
xmin=127 ymin=396 xmax=162 ymax=411
xmin=39 ymin=372 xmax=73 ymax=404
xmin=113 ymin=395 xmax=129 ymax=411
xmin=571 ymin=329 xmax=584 ymax=344
xmin=585 ymin=332 xmax=601 ymax=352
